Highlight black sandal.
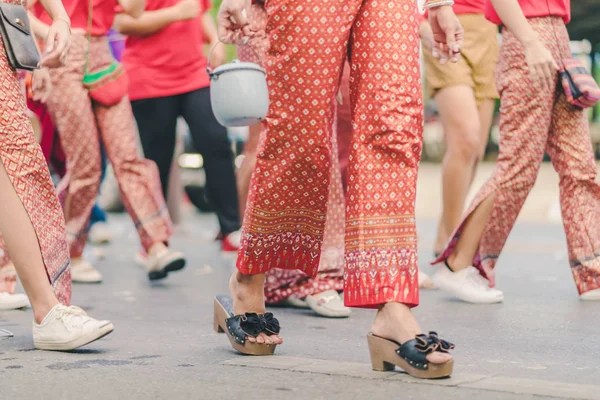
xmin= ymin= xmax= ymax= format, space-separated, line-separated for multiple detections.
xmin=367 ymin=331 xmax=454 ymax=379
xmin=213 ymin=295 xmax=280 ymax=356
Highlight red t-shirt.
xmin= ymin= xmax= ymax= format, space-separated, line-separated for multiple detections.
xmin=32 ymin=0 xmax=117 ymax=36
xmin=485 ymin=0 xmax=570 ymax=25
xmin=121 ymin=0 xmax=211 ymax=101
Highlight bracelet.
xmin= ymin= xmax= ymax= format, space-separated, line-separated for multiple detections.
xmin=53 ymin=16 xmax=72 ymax=33
xmin=423 ymin=0 xmax=454 ymax=10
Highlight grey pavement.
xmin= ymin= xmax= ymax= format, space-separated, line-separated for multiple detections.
xmin=1 ymin=200 xmax=599 ymax=399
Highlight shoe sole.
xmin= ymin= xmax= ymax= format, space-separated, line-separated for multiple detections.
xmin=367 ymin=333 xmax=453 ymax=379
xmin=433 ymin=276 xmax=504 ymax=304
xmin=213 ymin=296 xmax=277 ymax=356
xmin=34 ymin=322 xmax=114 ymax=351
xmin=0 ymin=301 xmax=30 ymax=310
xmin=72 ymin=279 xmax=103 ymax=284
xmin=148 ymin=258 xmax=187 ymax=281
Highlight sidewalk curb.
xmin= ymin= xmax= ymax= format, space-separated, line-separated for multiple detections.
xmin=224 ymin=356 xmax=599 ymax=400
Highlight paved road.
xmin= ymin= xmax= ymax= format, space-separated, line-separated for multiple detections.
xmin=1 ymin=210 xmax=598 ymax=400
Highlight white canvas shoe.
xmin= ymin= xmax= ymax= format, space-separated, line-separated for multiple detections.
xmin=71 ymin=258 xmax=103 ymax=283
xmin=146 ymin=247 xmax=186 ymax=281
xmin=306 ymin=290 xmax=351 ymax=318
xmin=33 ymin=304 xmax=114 ymax=351
xmin=580 ymin=288 xmax=600 ymax=301
xmin=0 ymin=292 xmax=30 ymax=310
xmin=88 ymin=222 xmax=112 ymax=245
xmin=433 ymin=266 xmax=504 ymax=304
xmin=418 ymin=269 xmax=437 ymax=289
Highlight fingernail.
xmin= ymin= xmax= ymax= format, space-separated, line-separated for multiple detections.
xmin=453 ymin=44 xmax=459 ymax=52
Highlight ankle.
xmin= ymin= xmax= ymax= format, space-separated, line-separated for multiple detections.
xmin=148 ymin=242 xmax=168 ymax=256
xmin=32 ymin=298 xmax=60 ymax=324
xmin=446 ymin=254 xmax=468 ymax=272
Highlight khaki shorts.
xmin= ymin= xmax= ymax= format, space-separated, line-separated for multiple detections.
xmin=424 ymin=14 xmax=499 ymax=102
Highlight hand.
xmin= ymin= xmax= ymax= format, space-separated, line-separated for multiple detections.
xmin=40 ymin=18 xmax=71 ymax=68
xmin=217 ymin=0 xmax=252 ymax=44
xmin=428 ymin=5 xmax=464 ymax=64
xmin=208 ymin=40 xmax=227 ymax=67
xmin=419 ymin=21 xmax=434 ymax=52
xmin=31 ymin=68 xmax=53 ymax=103
xmin=173 ymin=0 xmax=200 ymax=21
xmin=523 ymin=39 xmax=559 ymax=91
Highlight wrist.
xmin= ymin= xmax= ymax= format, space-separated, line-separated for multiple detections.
xmin=53 ymin=15 xmax=71 ymax=32
xmin=423 ymin=0 xmax=454 ymax=10
xmin=520 ymin=33 xmax=539 ymax=48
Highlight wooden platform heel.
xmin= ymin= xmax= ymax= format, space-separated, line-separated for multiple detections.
xmin=367 ymin=332 xmax=454 ymax=379
xmin=213 ymin=295 xmax=280 ymax=356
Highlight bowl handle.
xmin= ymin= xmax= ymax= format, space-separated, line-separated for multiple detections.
xmin=206 ymin=37 xmax=263 ymax=78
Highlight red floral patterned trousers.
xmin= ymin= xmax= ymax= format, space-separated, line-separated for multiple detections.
xmin=238 ymin=4 xmax=346 ymax=304
xmin=238 ymin=0 xmax=423 ymax=308
xmin=435 ymin=17 xmax=600 ymax=295
xmin=0 ymin=27 xmax=71 ymax=304
xmin=46 ymin=34 xmax=172 ymax=257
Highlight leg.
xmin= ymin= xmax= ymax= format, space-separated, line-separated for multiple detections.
xmin=46 ymin=51 xmax=103 ymax=258
xmin=0 ymin=51 xmax=70 ymax=318
xmin=131 ymin=96 xmax=179 ymax=198
xmin=547 ymin=94 xmax=600 ymax=295
xmin=182 ymin=87 xmax=241 ymax=237
xmin=435 ymin=25 xmax=556 ymax=293
xmin=434 ymin=86 xmax=484 ymax=253
xmin=226 ymin=0 xmax=358 ymax=346
xmin=237 ymin=123 xmax=260 ymax=218
xmin=345 ymin=0 xmax=451 ymax=368
xmin=95 ymin=98 xmax=172 ymax=250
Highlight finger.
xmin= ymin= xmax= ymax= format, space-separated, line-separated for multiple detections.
xmin=45 ymin=29 xmax=56 ymax=53
xmin=432 ymin=41 xmax=441 ymax=59
xmin=438 ymin=43 xmax=449 ymax=64
xmin=229 ymin=7 xmax=248 ymax=26
xmin=535 ymin=65 xmax=547 ymax=90
xmin=444 ymin=27 xmax=456 ymax=57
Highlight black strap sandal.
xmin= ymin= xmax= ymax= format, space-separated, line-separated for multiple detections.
xmin=367 ymin=331 xmax=454 ymax=379
xmin=213 ymin=295 xmax=280 ymax=356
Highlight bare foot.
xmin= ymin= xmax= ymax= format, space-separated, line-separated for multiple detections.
xmin=371 ymin=302 xmax=452 ymax=365
xmin=229 ymin=271 xmax=283 ymax=345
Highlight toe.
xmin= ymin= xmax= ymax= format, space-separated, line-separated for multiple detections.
xmin=271 ymin=334 xmax=283 ymax=345
xmin=426 ymin=352 xmax=452 ymax=364
xmin=260 ymin=333 xmax=274 ymax=345
xmin=246 ymin=336 xmax=257 ymax=343
xmin=254 ymin=334 xmax=265 ymax=344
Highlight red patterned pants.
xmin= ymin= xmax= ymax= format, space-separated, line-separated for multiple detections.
xmin=238 ymin=0 xmax=423 ymax=308
xmin=435 ymin=17 xmax=600 ymax=295
xmin=46 ymin=34 xmax=172 ymax=258
xmin=0 ymin=31 xmax=70 ymax=304
xmin=238 ymin=4 xmax=346 ymax=304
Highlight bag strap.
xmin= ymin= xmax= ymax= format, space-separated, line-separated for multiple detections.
xmin=83 ymin=0 xmax=93 ymax=75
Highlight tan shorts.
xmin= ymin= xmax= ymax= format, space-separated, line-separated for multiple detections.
xmin=423 ymin=14 xmax=499 ymax=102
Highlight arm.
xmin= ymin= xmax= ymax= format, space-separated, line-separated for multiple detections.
xmin=118 ymin=0 xmax=146 ymax=19
xmin=114 ymin=8 xmax=179 ymax=36
xmin=37 ymin=0 xmax=70 ymax=24
xmin=29 ymin=12 xmax=50 ymax=40
xmin=114 ymin=0 xmax=198 ymax=36
xmin=31 ymin=0 xmax=71 ymax=67
xmin=488 ymin=0 xmax=537 ymax=46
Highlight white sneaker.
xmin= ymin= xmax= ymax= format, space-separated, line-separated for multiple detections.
xmin=33 ymin=304 xmax=114 ymax=351
xmin=306 ymin=290 xmax=351 ymax=318
xmin=433 ymin=266 xmax=504 ymax=304
xmin=0 ymin=292 xmax=30 ymax=310
xmin=71 ymin=258 xmax=103 ymax=284
xmin=146 ymin=247 xmax=186 ymax=281
xmin=580 ymin=288 xmax=600 ymax=301
xmin=418 ymin=269 xmax=437 ymax=289
xmin=88 ymin=222 xmax=112 ymax=245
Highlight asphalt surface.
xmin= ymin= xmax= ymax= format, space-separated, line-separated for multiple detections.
xmin=1 ymin=208 xmax=598 ymax=399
